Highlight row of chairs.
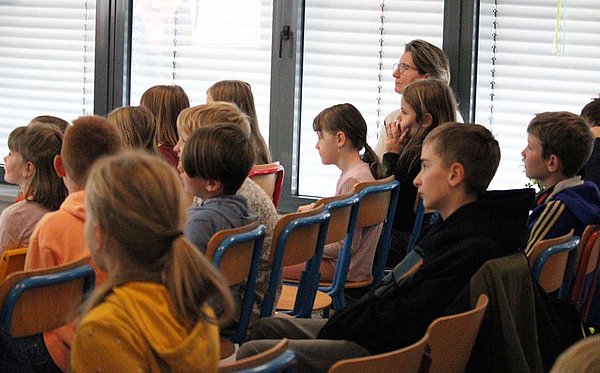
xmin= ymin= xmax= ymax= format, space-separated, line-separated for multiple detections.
xmin=528 ymin=225 xmax=600 ymax=321
xmin=219 ymin=294 xmax=489 ymax=373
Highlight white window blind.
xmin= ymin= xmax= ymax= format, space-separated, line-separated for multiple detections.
xmin=297 ymin=0 xmax=444 ymax=197
xmin=476 ymin=0 xmax=600 ymax=190
xmin=129 ymin=0 xmax=273 ymax=142
xmin=0 ymin=0 xmax=95 ymax=158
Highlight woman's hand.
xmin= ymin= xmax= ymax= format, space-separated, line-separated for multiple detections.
xmin=385 ymin=119 xmax=410 ymax=154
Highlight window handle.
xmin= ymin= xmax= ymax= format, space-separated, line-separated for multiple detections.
xmin=278 ymin=25 xmax=291 ymax=58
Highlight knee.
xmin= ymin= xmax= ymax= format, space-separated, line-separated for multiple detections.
xmin=237 ymin=340 xmax=273 ymax=360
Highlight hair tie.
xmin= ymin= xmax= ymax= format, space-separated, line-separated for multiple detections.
xmin=169 ymin=231 xmax=184 ymax=243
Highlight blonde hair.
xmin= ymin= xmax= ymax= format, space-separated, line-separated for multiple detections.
xmin=207 ymin=80 xmax=272 ymax=164
xmin=108 ymin=106 xmax=158 ymax=153
xmin=83 ymin=151 xmax=234 ymax=326
xmin=550 ymin=335 xmax=600 ymax=373
xmin=177 ymin=102 xmax=251 ymax=136
xmin=140 ymin=85 xmax=190 ymax=148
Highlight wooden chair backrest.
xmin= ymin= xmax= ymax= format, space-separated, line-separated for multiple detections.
xmin=352 ymin=175 xmax=395 ymax=228
xmin=206 ymin=221 xmax=261 ymax=286
xmin=249 ymin=162 xmax=284 ymax=207
xmin=328 ymin=333 xmax=428 ymax=373
xmin=218 ymin=339 xmax=291 ymax=372
xmin=574 ymin=225 xmax=600 ymax=273
xmin=527 ymin=230 xmax=574 ymax=270
xmin=571 ymin=228 xmax=600 ymax=308
xmin=0 ymin=248 xmax=27 ymax=281
xmin=271 ymin=207 xmax=327 ymax=267
xmin=313 ymin=193 xmax=356 ymax=244
xmin=0 ymin=257 xmax=94 ymax=337
xmin=426 ymin=294 xmax=489 ymax=373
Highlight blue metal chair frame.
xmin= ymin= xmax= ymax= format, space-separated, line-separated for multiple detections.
xmin=211 ymin=224 xmax=266 ymax=344
xmin=233 ymin=349 xmax=298 ymax=373
xmin=317 ymin=195 xmax=360 ymax=311
xmin=1 ymin=264 xmax=96 ymax=333
xmin=361 ymin=179 xmax=401 ymax=286
xmin=260 ymin=210 xmax=330 ymax=318
xmin=405 ymin=197 xmax=425 ymax=255
xmin=532 ymin=236 xmax=580 ymax=300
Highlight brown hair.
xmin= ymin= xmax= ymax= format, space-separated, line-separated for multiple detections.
xmin=108 ymin=106 xmax=158 ymax=153
xmin=400 ymin=79 xmax=458 ymax=172
xmin=140 ymin=85 xmax=190 ymax=148
xmin=28 ymin=115 xmax=70 ymax=134
xmin=177 ymin=102 xmax=251 ymax=137
xmin=13 ymin=124 xmax=67 ymax=210
xmin=425 ymin=123 xmax=500 ymax=197
xmin=62 ymin=116 xmax=122 ymax=187
xmin=527 ymin=111 xmax=593 ymax=178
xmin=182 ymin=123 xmax=254 ymax=195
xmin=581 ymin=95 xmax=600 ymax=127
xmin=207 ymin=80 xmax=271 ymax=164
xmin=83 ymin=151 xmax=233 ymax=326
xmin=313 ymin=103 xmax=382 ymax=179
xmin=405 ymin=39 xmax=451 ymax=83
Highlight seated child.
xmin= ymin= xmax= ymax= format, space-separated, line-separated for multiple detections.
xmin=283 ymin=103 xmax=382 ymax=283
xmin=174 ymin=102 xmax=279 ymax=316
xmin=28 ymin=115 xmax=70 ymax=133
xmin=180 ymin=123 xmax=257 ymax=252
xmin=581 ymin=96 xmax=600 ymax=188
xmin=237 ymin=123 xmax=534 ymax=373
xmin=0 ymin=125 xmax=67 ymax=252
xmin=20 ymin=116 xmax=121 ymax=372
xmin=71 ymin=151 xmax=233 ymax=372
xmin=107 ymin=105 xmax=158 ymax=153
xmin=382 ymin=79 xmax=458 ymax=266
xmin=523 ymin=111 xmax=600 ymax=255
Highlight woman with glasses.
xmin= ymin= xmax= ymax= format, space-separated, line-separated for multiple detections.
xmin=374 ymin=39 xmax=454 ymax=158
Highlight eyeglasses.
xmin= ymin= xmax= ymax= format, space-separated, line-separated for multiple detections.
xmin=393 ymin=62 xmax=420 ymax=73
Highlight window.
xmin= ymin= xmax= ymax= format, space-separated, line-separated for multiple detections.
xmin=297 ymin=0 xmax=445 ymax=197
xmin=0 ymin=0 xmax=95 ymax=158
xmin=129 ymin=0 xmax=273 ymax=142
xmin=475 ymin=0 xmax=600 ymax=189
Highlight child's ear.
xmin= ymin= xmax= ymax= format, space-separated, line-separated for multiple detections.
xmin=54 ymin=155 xmax=66 ymax=178
xmin=23 ymin=161 xmax=35 ymax=178
xmin=547 ymin=154 xmax=562 ymax=174
xmin=205 ymin=179 xmax=222 ymax=193
xmin=421 ymin=113 xmax=433 ymax=128
xmin=447 ymin=162 xmax=466 ymax=188
xmin=336 ymin=131 xmax=347 ymax=147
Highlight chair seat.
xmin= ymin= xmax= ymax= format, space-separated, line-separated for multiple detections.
xmin=220 ymin=337 xmax=236 ymax=360
xmin=276 ymin=285 xmax=332 ymax=312
xmin=284 ymin=277 xmax=372 ymax=289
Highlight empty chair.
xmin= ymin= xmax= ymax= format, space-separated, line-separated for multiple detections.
xmin=249 ymin=162 xmax=285 ymax=208
xmin=0 ymin=257 xmax=95 ymax=337
xmin=530 ymin=233 xmax=580 ymax=299
xmin=426 ymin=294 xmax=489 ymax=373
xmin=570 ymin=225 xmax=600 ymax=318
xmin=352 ymin=175 xmax=401 ymax=286
xmin=0 ymin=247 xmax=27 ymax=281
xmin=262 ymin=208 xmax=330 ymax=318
xmin=328 ymin=332 xmax=428 ymax=373
xmin=219 ymin=339 xmax=298 ymax=373
xmin=206 ymin=221 xmax=266 ymax=357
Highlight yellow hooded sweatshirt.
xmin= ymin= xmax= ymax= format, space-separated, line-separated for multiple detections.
xmin=71 ymin=282 xmax=220 ymax=373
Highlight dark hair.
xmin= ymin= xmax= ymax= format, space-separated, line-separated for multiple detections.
xmin=425 ymin=123 xmax=501 ymax=197
xmin=581 ymin=95 xmax=600 ymax=127
xmin=63 ymin=116 xmax=122 ymax=187
xmin=140 ymin=85 xmax=190 ymax=148
xmin=207 ymin=80 xmax=272 ymax=164
xmin=312 ymin=103 xmax=382 ymax=179
xmin=405 ymin=39 xmax=451 ymax=83
xmin=527 ymin=111 xmax=593 ymax=178
xmin=28 ymin=115 xmax=70 ymax=133
xmin=399 ymin=79 xmax=458 ymax=172
xmin=14 ymin=124 xmax=68 ymax=210
xmin=182 ymin=123 xmax=254 ymax=195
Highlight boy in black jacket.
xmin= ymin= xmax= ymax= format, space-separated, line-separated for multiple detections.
xmin=237 ymin=123 xmax=534 ymax=373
